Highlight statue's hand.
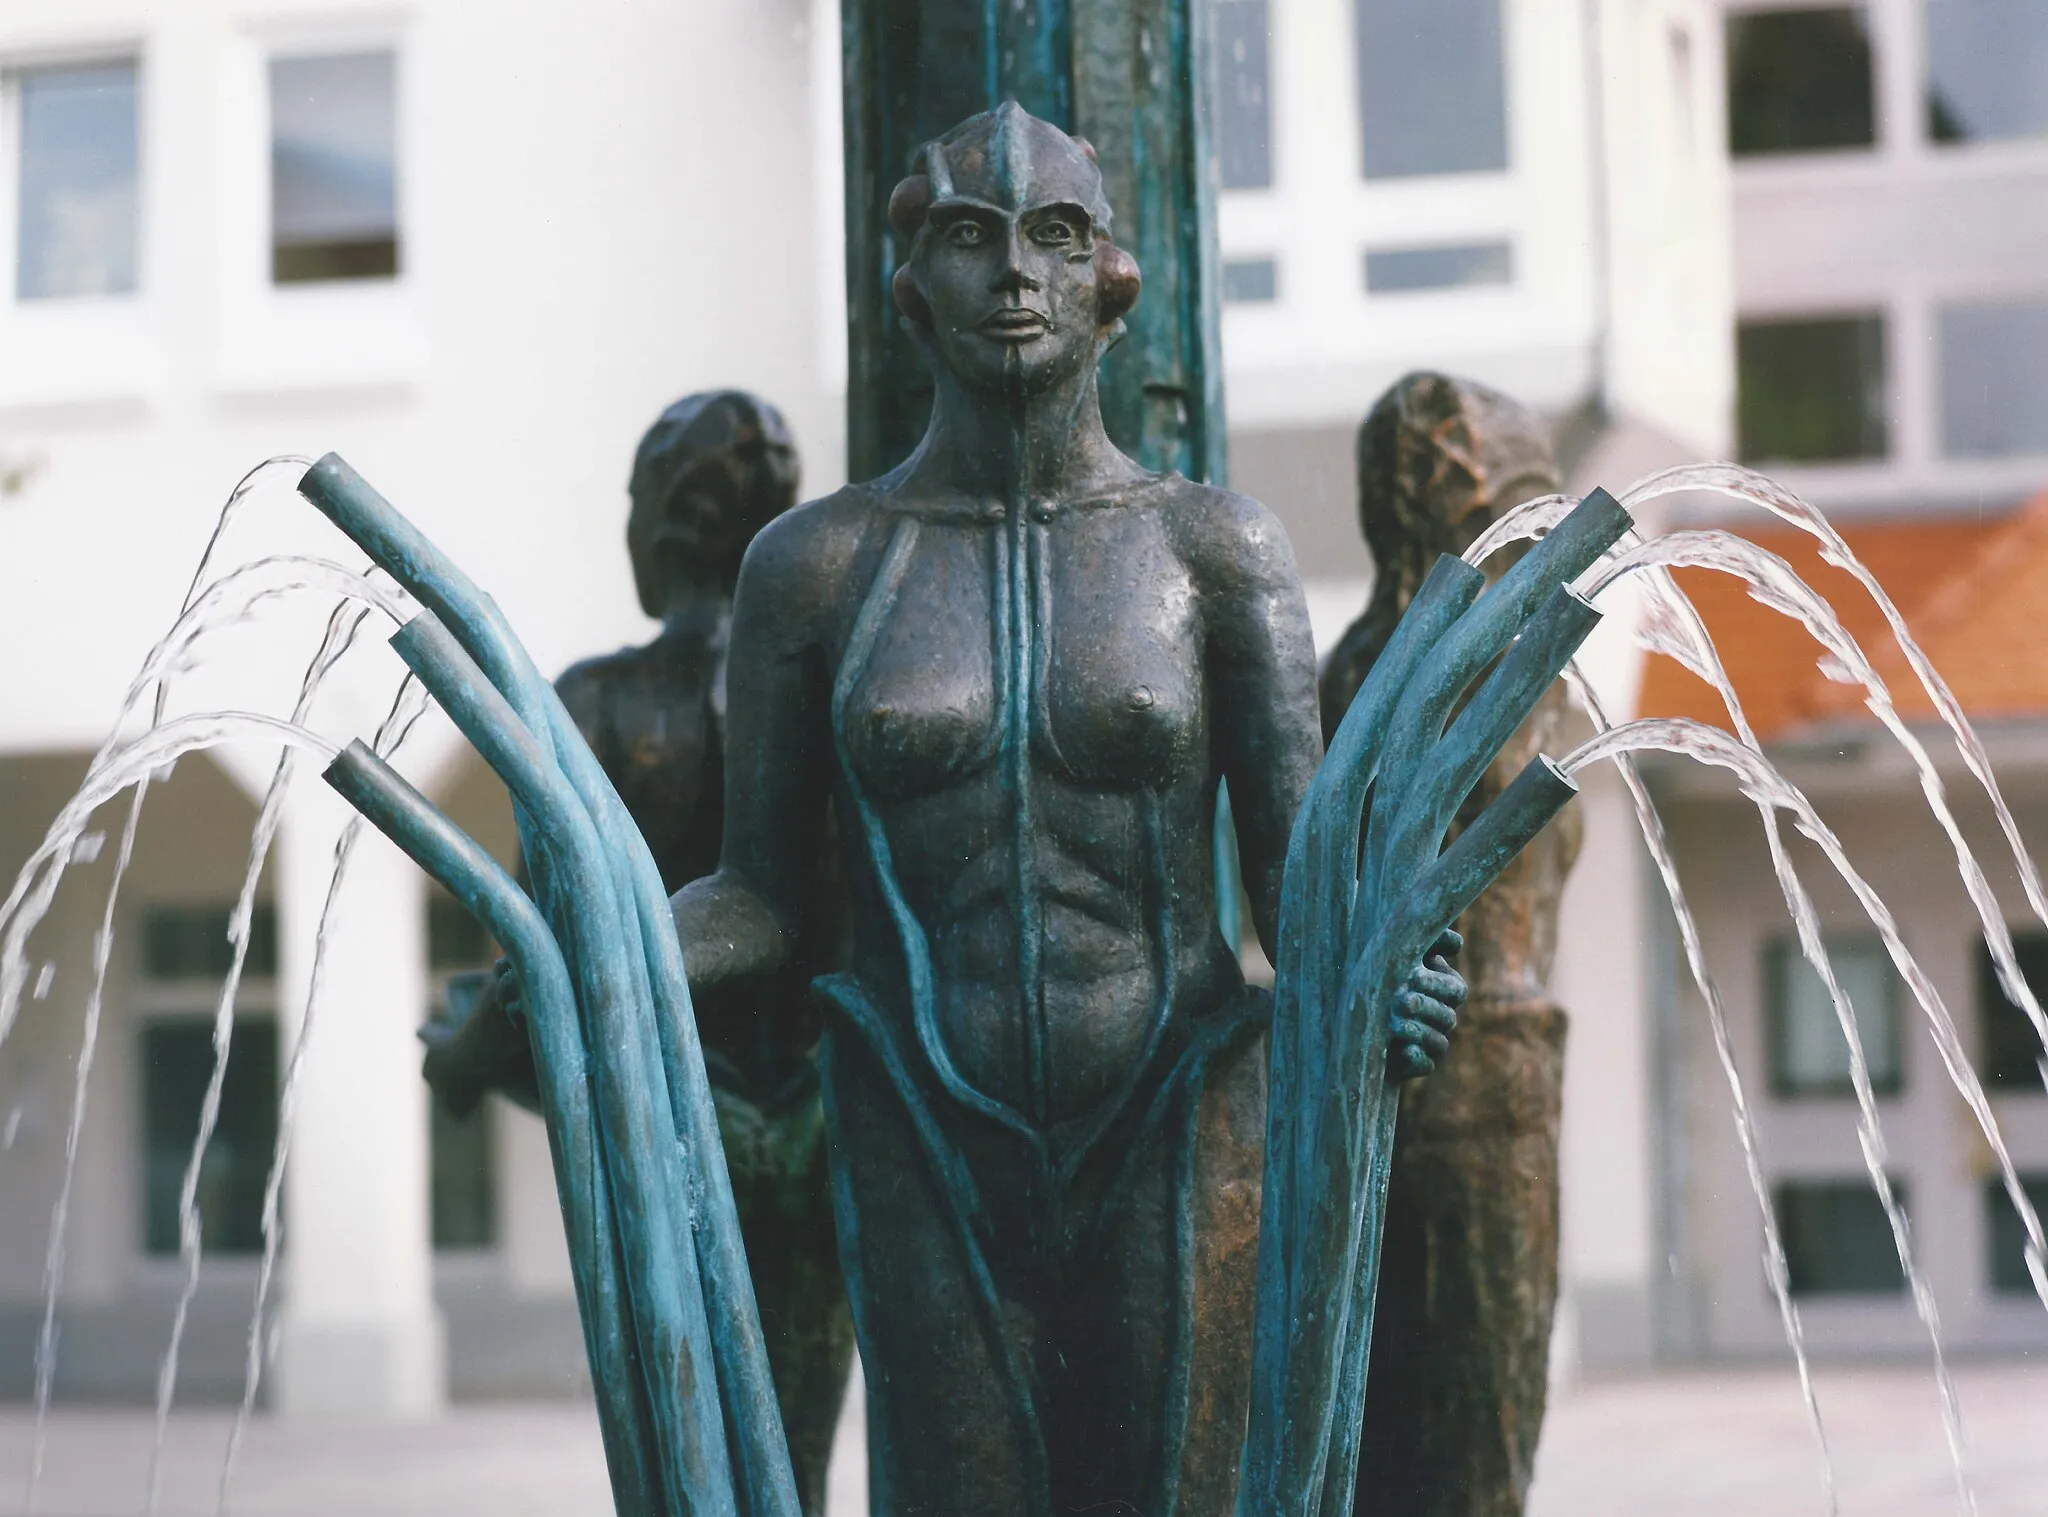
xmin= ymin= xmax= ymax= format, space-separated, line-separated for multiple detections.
xmin=1389 ymin=927 xmax=1464 ymax=1082
xmin=420 ymin=960 xmax=541 ymax=1117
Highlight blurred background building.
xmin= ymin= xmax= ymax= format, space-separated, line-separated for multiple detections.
xmin=0 ymin=0 xmax=2041 ymax=1424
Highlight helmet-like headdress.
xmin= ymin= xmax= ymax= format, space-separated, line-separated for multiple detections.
xmin=887 ymin=101 xmax=1140 ymax=330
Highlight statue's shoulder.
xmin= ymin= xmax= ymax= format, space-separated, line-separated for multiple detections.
xmin=1150 ymin=474 xmax=1301 ymax=595
xmin=733 ymin=483 xmax=889 ymax=632
xmin=554 ymin=645 xmax=643 ymax=740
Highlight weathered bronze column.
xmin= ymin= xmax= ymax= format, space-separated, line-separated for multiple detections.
xmin=841 ymin=0 xmax=1225 ymax=483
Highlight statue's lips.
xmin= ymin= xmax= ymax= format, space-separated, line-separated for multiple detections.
xmin=977 ymin=309 xmax=1051 ymax=340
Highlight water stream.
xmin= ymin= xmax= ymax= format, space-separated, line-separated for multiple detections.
xmin=215 ymin=672 xmax=430 ymax=1515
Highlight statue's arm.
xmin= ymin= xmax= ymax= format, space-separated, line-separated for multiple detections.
xmin=1186 ymin=489 xmax=1324 ymax=958
xmin=668 ymin=507 xmax=837 ymax=990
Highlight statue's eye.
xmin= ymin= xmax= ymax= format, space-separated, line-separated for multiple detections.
xmin=946 ymin=221 xmax=987 ymax=247
xmin=1031 ymin=220 xmax=1075 ymax=248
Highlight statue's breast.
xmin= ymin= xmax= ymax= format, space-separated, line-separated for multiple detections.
xmin=839 ymin=523 xmax=1002 ymax=800
xmin=1034 ymin=510 xmax=1202 ymax=791
xmin=838 ymin=506 xmax=1202 ymax=802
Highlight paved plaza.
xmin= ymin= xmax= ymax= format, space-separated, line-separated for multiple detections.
xmin=2 ymin=1359 xmax=2041 ymax=1515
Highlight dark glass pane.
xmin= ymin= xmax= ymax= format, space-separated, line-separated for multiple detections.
xmin=1357 ymin=0 xmax=1508 ymax=179
xmin=1364 ymin=241 xmax=1513 ymax=294
xmin=1726 ymin=8 xmax=1876 ymax=157
xmin=427 ymin=893 xmax=495 ymax=971
xmin=1221 ymin=257 xmax=1278 ymax=303
xmin=1766 ymin=936 xmax=1901 ymax=1097
xmin=1776 ymin=1179 xmax=1906 ymax=1295
xmin=16 ymin=62 xmax=139 ymax=299
xmin=1213 ymin=0 xmax=1272 ymax=190
xmin=1976 ymin=933 xmax=2048 ymax=1091
xmin=141 ymin=904 xmax=278 ymax=981
xmin=1927 ymin=0 xmax=2048 ymax=144
xmin=1939 ymin=302 xmax=2048 ymax=459
xmin=1736 ymin=314 xmax=1888 ymax=463
xmin=142 ymin=1018 xmax=279 ymax=1255
xmin=1987 ymin=1175 xmax=2048 ymax=1293
xmin=270 ymin=51 xmax=399 ymax=285
xmin=431 ymin=1096 xmax=496 ymax=1250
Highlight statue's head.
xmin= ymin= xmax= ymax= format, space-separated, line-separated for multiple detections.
xmin=887 ymin=101 xmax=1141 ymax=396
xmin=1356 ymin=372 xmax=1562 ymax=570
xmin=626 ymin=390 xmax=800 ymax=614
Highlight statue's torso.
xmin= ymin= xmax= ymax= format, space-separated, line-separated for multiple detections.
xmin=830 ymin=477 xmax=1245 ymax=1129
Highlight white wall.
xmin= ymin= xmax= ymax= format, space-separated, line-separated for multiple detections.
xmin=0 ymin=0 xmax=842 ymax=764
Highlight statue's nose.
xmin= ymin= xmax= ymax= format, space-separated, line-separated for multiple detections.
xmin=990 ymin=226 xmax=1043 ymax=294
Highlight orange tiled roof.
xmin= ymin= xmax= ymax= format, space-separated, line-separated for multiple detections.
xmin=1635 ymin=491 xmax=2048 ymax=741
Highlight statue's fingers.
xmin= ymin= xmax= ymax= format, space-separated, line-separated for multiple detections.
xmin=1392 ymin=1015 xmax=1451 ymax=1065
xmin=1410 ymin=962 xmax=1466 ymax=1009
xmin=1390 ymin=1042 xmax=1435 ymax=1081
xmin=1431 ymin=926 xmax=1464 ymax=961
xmin=1397 ymin=988 xmax=1458 ymax=1039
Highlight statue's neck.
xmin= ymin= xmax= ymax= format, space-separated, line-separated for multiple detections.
xmin=654 ymin=578 xmax=732 ymax=642
xmin=906 ymin=360 xmax=1139 ymax=505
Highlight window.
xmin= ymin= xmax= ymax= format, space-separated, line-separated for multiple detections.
xmin=1212 ymin=0 xmax=1272 ymax=190
xmin=1766 ymin=936 xmax=1901 ymax=1097
xmin=1725 ymin=7 xmax=1876 ymax=157
xmin=1221 ymin=257 xmax=1278 ymax=303
xmin=1939 ymin=301 xmax=2048 ymax=459
xmin=1926 ymin=0 xmax=2048 ymax=144
xmin=1365 ymin=240 xmax=1513 ymax=295
xmin=1775 ymin=1179 xmax=1906 ymax=1295
xmin=142 ymin=1017 xmax=279 ymax=1255
xmin=1356 ymin=0 xmax=1507 ymax=179
xmin=143 ymin=903 xmax=278 ymax=981
xmin=269 ymin=51 xmax=398 ymax=284
xmin=1987 ymin=1175 xmax=2048 ymax=1294
xmin=1975 ymin=933 xmax=2048 ymax=1091
xmin=12 ymin=60 xmax=139 ymax=300
xmin=427 ymin=891 xmax=497 ymax=1249
xmin=1737 ymin=313 xmax=1888 ymax=463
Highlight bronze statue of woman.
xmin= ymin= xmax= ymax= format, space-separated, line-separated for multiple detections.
xmin=421 ymin=392 xmax=853 ymax=1514
xmin=667 ymin=105 xmax=1463 ymax=1515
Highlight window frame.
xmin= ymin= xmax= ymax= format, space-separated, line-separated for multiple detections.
xmin=425 ymin=889 xmax=500 ymax=1255
xmin=2 ymin=50 xmax=145 ymax=306
xmin=1353 ymin=0 xmax=1512 ymax=184
xmin=1723 ymin=2 xmax=1882 ymax=162
xmin=129 ymin=899 xmax=281 ymax=1266
xmin=1922 ymin=0 xmax=2048 ymax=153
xmin=1763 ymin=932 xmax=1904 ymax=1099
xmin=212 ymin=17 xmax=422 ymax=396
xmin=0 ymin=32 xmax=160 ymax=411
xmin=1735 ymin=308 xmax=1892 ymax=466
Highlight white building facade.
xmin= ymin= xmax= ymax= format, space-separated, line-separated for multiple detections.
xmin=1648 ymin=0 xmax=2048 ymax=1361
xmin=0 ymin=0 xmax=1739 ymax=1421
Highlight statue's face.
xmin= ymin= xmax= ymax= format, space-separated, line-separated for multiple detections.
xmin=919 ymin=197 xmax=1099 ymax=395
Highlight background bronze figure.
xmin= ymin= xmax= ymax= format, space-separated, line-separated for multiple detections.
xmin=1322 ymin=373 xmax=1577 ymax=1517
xmin=420 ymin=392 xmax=853 ymax=1515
xmin=666 ymin=105 xmax=1461 ymax=1515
